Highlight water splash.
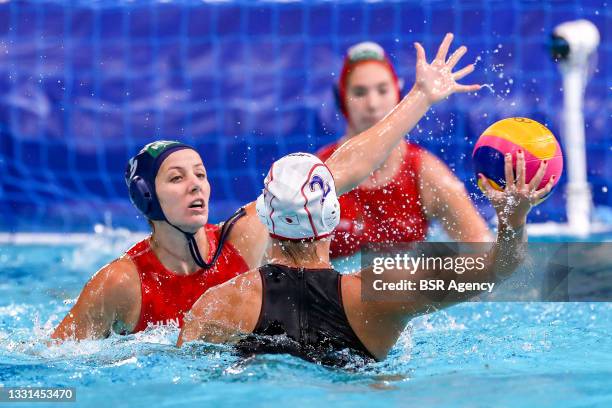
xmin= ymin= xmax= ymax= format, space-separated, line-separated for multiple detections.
xmin=480 ymin=83 xmax=495 ymax=93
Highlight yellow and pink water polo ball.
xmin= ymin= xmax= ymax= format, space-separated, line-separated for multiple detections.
xmin=473 ymin=117 xmax=563 ymax=202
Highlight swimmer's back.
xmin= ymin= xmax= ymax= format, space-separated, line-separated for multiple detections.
xmin=237 ymin=264 xmax=375 ymax=364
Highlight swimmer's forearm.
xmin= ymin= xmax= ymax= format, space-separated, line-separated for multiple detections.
xmin=327 ymin=89 xmax=430 ymax=195
xmin=487 ymin=219 xmax=528 ymax=281
xmin=370 ymin=221 xmax=525 ymax=314
xmin=50 ymin=312 xmax=110 ymax=341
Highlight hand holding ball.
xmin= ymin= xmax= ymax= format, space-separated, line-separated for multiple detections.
xmin=473 ymin=117 xmax=563 ymax=204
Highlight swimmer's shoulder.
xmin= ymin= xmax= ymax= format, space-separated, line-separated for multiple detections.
xmin=91 ymin=257 xmax=141 ymax=328
xmin=54 ymin=256 xmax=142 ymax=340
xmin=92 ymin=256 xmax=139 ymax=285
xmin=206 ymin=268 xmax=262 ymax=307
xmin=418 ymin=148 xmax=460 ymax=186
xmin=340 ymin=271 xmax=414 ymax=360
xmin=88 ymin=257 xmax=141 ymax=307
xmin=339 ymin=273 xmax=362 ymax=309
xmin=225 ymin=202 xmax=268 ymax=269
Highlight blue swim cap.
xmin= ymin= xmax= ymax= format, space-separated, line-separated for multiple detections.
xmin=125 ymin=140 xmax=196 ymax=221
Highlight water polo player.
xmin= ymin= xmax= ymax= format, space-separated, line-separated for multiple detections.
xmin=52 ymin=33 xmax=480 ymax=340
xmin=177 ymin=150 xmax=555 ymax=364
xmin=317 ymin=41 xmax=492 ymax=259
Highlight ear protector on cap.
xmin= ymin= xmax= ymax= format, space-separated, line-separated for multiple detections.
xmin=128 ymin=175 xmax=154 ymax=216
xmin=321 ymin=192 xmax=341 ymax=231
xmin=255 ymin=189 xmax=272 ymax=231
xmin=306 ymin=172 xmax=341 ymax=233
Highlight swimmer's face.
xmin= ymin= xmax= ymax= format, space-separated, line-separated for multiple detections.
xmin=155 ymin=149 xmax=210 ymax=232
xmin=345 ymin=62 xmax=399 ymax=134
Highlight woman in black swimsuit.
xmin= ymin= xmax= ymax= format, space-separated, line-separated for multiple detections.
xmin=176 ymin=146 xmax=555 ymax=365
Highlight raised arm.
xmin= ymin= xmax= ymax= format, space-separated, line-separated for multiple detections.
xmin=229 ymin=34 xmax=481 ymax=265
xmin=326 ymin=33 xmax=481 ymax=195
xmin=343 ymin=153 xmax=555 ymax=359
xmin=384 ymin=151 xmax=554 ymax=311
xmin=51 ymin=258 xmax=140 ymax=341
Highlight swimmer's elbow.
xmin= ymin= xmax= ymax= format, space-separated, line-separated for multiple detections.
xmin=50 ymin=323 xmax=71 ymax=342
xmin=176 ymin=322 xmax=194 ymax=347
xmin=50 ymin=313 xmax=111 ymax=342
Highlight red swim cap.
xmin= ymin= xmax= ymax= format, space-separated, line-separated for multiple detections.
xmin=338 ymin=42 xmax=402 ymax=119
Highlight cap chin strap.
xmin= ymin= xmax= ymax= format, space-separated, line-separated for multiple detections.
xmin=166 ymin=207 xmax=246 ymax=269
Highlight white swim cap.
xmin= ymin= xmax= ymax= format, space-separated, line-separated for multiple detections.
xmin=256 ymin=153 xmax=341 ymax=241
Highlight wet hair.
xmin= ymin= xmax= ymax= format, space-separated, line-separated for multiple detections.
xmin=277 ymin=239 xmax=320 ymax=265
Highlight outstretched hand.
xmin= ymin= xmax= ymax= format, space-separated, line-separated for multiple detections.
xmin=413 ymin=33 xmax=481 ymax=105
xmin=479 ymin=151 xmax=556 ymax=230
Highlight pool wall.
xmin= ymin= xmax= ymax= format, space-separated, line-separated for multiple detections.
xmin=0 ymin=0 xmax=610 ymax=232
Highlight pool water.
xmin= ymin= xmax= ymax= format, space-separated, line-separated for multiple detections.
xmin=1 ymin=236 xmax=611 ymax=407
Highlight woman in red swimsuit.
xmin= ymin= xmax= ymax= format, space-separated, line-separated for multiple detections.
xmin=51 ymin=33 xmax=481 ymax=340
xmin=317 ymin=41 xmax=492 ymax=259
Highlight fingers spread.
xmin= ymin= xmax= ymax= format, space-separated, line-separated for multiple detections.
xmin=534 ymin=175 xmax=556 ymax=200
xmin=504 ymin=153 xmax=515 ymax=187
xmin=454 ymin=84 xmax=481 ymax=93
xmin=452 ymin=64 xmax=475 ymax=81
xmin=516 ymin=150 xmax=526 ymax=188
xmin=447 ymin=45 xmax=467 ymax=69
xmin=435 ymin=33 xmax=454 ymax=62
xmin=414 ymin=42 xmax=427 ymax=64
xmin=528 ymin=160 xmax=548 ymax=190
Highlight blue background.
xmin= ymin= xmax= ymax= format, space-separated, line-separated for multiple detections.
xmin=0 ymin=0 xmax=609 ymax=232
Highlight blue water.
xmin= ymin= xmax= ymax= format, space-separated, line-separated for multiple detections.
xmin=1 ymin=236 xmax=611 ymax=407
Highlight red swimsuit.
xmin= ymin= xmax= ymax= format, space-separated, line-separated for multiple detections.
xmin=317 ymin=140 xmax=429 ymax=258
xmin=126 ymin=224 xmax=249 ymax=332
